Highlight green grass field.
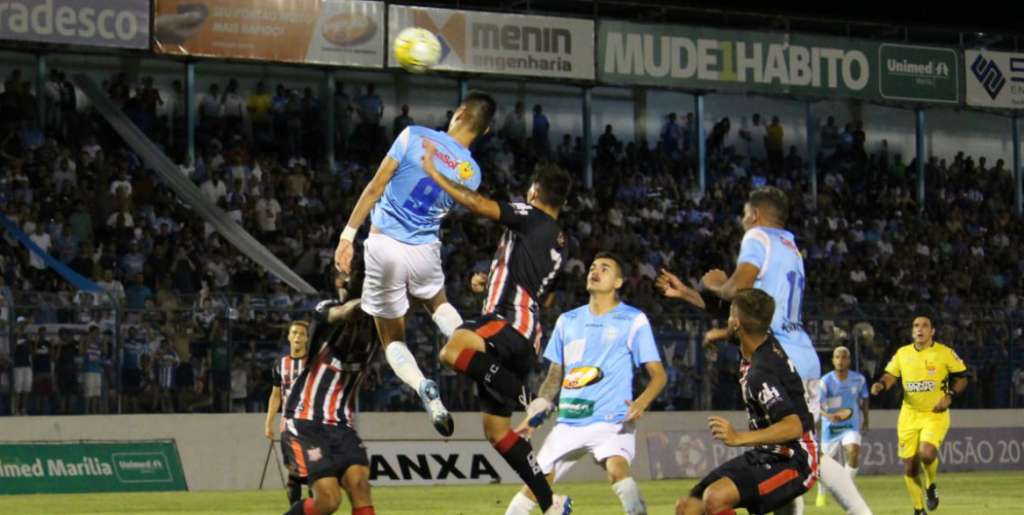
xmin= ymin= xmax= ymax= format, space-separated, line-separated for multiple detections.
xmin=3 ymin=472 xmax=1021 ymax=514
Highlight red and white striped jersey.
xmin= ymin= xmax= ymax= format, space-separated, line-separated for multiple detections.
xmin=284 ymin=314 xmax=378 ymax=428
xmin=482 ymin=202 xmax=565 ymax=351
xmin=272 ymin=356 xmax=305 ymax=416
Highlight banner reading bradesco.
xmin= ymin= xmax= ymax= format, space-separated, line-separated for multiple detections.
xmin=0 ymin=0 xmax=149 ymax=49
xmin=0 ymin=441 xmax=187 ymax=494
xmin=965 ymin=49 xmax=1024 ymax=109
xmin=388 ymin=5 xmax=594 ymax=80
xmin=599 ymin=21 xmax=959 ymax=104
xmin=153 ymin=0 xmax=384 ymax=68
xmin=647 ymin=426 xmax=1024 ymax=479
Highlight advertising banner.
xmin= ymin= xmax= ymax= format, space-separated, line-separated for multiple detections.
xmin=366 ymin=440 xmax=519 ymax=486
xmin=388 ymin=5 xmax=594 ymax=80
xmin=0 ymin=440 xmax=187 ymax=494
xmin=599 ymin=20 xmax=958 ymax=104
xmin=647 ymin=427 xmax=1024 ymax=479
xmin=153 ymin=0 xmax=385 ymax=68
xmin=965 ymin=49 xmax=1024 ymax=109
xmin=0 ymin=0 xmax=150 ymax=49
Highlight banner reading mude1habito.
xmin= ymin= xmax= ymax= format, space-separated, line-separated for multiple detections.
xmin=0 ymin=441 xmax=187 ymax=494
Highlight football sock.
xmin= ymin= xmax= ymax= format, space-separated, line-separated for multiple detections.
xmin=494 ymin=430 xmax=552 ymax=511
xmin=283 ymin=498 xmax=316 ymax=515
xmin=923 ymin=458 xmax=938 ymax=488
xmin=454 ymin=349 xmax=523 ymax=399
xmin=505 ymin=491 xmax=538 ymax=515
xmin=612 ymin=477 xmax=646 ymax=515
xmin=286 ymin=478 xmax=301 ymax=505
xmin=792 ymin=495 xmax=804 ymax=515
xmin=385 ymin=341 xmax=426 ymax=392
xmin=820 ymin=454 xmax=872 ymax=514
xmin=846 ymin=463 xmax=859 ymax=479
xmin=351 ymin=507 xmax=375 ymax=515
xmin=904 ymin=472 xmax=925 ymax=510
xmin=431 ymin=303 xmax=463 ymax=339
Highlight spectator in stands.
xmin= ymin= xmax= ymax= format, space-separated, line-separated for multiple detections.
xmin=334 ymin=80 xmax=352 ymax=154
xmin=532 ymin=104 xmax=550 ymax=157
xmin=739 ymin=113 xmax=767 ymax=164
xmin=661 ymin=112 xmax=681 ymax=161
xmin=53 ymin=328 xmax=79 ymax=415
xmin=122 ymin=326 xmax=147 ymax=413
xmin=598 ymin=124 xmax=618 ymax=162
xmin=392 ymin=104 xmax=413 ymax=138
xmin=30 ymin=327 xmax=53 ymax=415
xmin=199 ymin=83 xmax=222 ymax=138
xmin=12 ymin=319 xmax=32 ymax=415
xmin=247 ymin=81 xmax=272 ymax=147
xmin=125 ymin=273 xmax=153 ymax=311
xmin=766 ymin=115 xmax=784 ymax=170
xmin=502 ymin=101 xmax=527 ymax=152
xmin=154 ymin=339 xmax=179 ymax=413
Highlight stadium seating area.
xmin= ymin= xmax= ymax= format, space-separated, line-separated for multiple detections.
xmin=0 ymin=70 xmax=1022 ymax=416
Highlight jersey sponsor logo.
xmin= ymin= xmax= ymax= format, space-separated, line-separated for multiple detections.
xmin=603 ymin=327 xmax=619 ymax=342
xmin=433 ymin=148 xmax=458 ymax=169
xmin=558 ymin=398 xmax=596 ymax=419
xmin=757 ymin=382 xmax=783 ymax=407
xmin=562 ymin=367 xmax=603 ymax=389
xmin=456 ymin=161 xmax=474 ymax=182
xmin=905 ymin=380 xmax=936 ymax=392
xmin=308 ymin=447 xmax=322 ymax=462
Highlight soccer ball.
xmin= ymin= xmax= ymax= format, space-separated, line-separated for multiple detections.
xmin=393 ymin=27 xmax=442 ymax=73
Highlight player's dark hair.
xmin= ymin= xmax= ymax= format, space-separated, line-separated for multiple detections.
xmin=732 ymin=288 xmax=775 ymax=336
xmin=460 ymin=91 xmax=496 ymax=135
xmin=531 ymin=163 xmax=572 ymax=208
xmin=747 ymin=186 xmax=789 ymax=225
xmin=289 ymin=320 xmax=310 ymax=332
xmin=593 ymin=251 xmax=625 ymax=279
xmin=913 ymin=315 xmax=934 ymax=327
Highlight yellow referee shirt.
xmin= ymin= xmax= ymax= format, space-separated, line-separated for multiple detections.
xmin=884 ymin=342 xmax=967 ymax=413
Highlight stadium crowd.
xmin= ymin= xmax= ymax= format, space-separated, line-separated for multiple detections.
xmin=0 ymin=70 xmax=1021 ymax=416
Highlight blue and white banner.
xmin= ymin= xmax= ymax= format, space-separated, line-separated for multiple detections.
xmin=965 ymin=49 xmax=1024 ymax=109
xmin=0 ymin=212 xmax=102 ymax=293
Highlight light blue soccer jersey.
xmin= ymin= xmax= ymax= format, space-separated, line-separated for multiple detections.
xmin=737 ymin=227 xmax=822 ymax=381
xmin=543 ymin=303 xmax=662 ymax=426
xmin=820 ymin=370 xmax=868 ymax=443
xmin=370 ymin=126 xmax=482 ymax=245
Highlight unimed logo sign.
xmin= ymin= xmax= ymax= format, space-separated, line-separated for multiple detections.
xmin=0 ymin=0 xmax=150 ymax=49
xmin=112 ymin=452 xmax=173 ymax=483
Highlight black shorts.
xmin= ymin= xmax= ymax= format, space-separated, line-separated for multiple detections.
xmin=280 ymin=427 xmax=306 ymax=483
xmin=283 ymin=420 xmax=369 ymax=485
xmin=459 ymin=314 xmax=534 ymax=418
xmin=690 ymin=449 xmax=815 ymax=515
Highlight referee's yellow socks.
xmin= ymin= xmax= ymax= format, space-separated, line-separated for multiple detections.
xmin=923 ymin=458 xmax=939 ymax=487
xmin=904 ymin=473 xmax=926 ymax=510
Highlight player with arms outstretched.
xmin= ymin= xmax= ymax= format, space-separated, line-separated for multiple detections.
xmin=658 ymin=186 xmax=871 ymax=515
xmin=677 ymin=288 xmax=818 ymax=515
xmin=265 ymin=320 xmax=310 ymax=506
xmin=871 ymin=316 xmax=968 ymax=515
xmin=505 ymin=252 xmax=666 ymax=515
xmin=816 ymin=346 xmax=870 ymax=507
xmin=419 ymin=141 xmax=574 ymax=515
xmin=333 ymin=92 xmax=496 ymax=436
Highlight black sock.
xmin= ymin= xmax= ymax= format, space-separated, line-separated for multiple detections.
xmin=494 ymin=430 xmax=552 ymax=510
xmin=454 ymin=349 xmax=523 ymax=400
xmin=286 ymin=478 xmax=301 ymax=505
xmin=283 ymin=498 xmax=314 ymax=515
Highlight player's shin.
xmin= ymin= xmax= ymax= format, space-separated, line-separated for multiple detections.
xmin=494 ymin=430 xmax=554 ymax=511
xmin=820 ymin=454 xmax=873 ymax=514
xmin=283 ymin=498 xmax=316 ymax=515
xmin=384 ymin=341 xmax=427 ymax=391
xmin=612 ymin=477 xmax=646 ymax=515
xmin=431 ymin=303 xmax=463 ymax=339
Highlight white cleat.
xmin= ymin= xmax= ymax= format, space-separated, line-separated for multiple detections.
xmin=417 ymin=379 xmax=453 ymax=437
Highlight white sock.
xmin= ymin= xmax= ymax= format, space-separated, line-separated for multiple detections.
xmin=845 ymin=464 xmax=859 ymax=479
xmin=505 ymin=491 xmax=537 ymax=515
xmin=431 ymin=302 xmax=463 ymax=338
xmin=820 ymin=453 xmax=873 ymax=515
xmin=385 ymin=341 xmax=426 ymax=392
xmin=612 ymin=477 xmax=646 ymax=515
xmin=818 ymin=472 xmax=828 ymax=496
xmin=792 ymin=494 xmax=804 ymax=515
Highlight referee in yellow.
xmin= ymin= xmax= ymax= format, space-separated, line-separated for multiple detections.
xmin=870 ymin=316 xmax=967 ymax=515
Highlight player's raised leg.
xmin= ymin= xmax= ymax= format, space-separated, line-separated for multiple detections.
xmin=483 ymin=412 xmax=569 ymax=514
xmin=340 ymin=465 xmax=375 ymax=515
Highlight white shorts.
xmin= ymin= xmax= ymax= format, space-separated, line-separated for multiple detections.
xmin=803 ymin=378 xmax=822 ymax=422
xmin=13 ymin=367 xmax=32 ymax=394
xmin=536 ymin=422 xmax=636 ymax=481
xmin=361 ymin=233 xmax=444 ymax=319
xmin=822 ymin=430 xmax=863 ymax=459
xmin=83 ymin=372 xmax=102 ymax=398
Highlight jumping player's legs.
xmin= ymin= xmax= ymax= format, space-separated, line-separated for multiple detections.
xmin=440 ymin=322 xmax=527 ymax=402
xmin=483 ymin=412 xmax=555 ymax=512
xmin=340 ymin=465 xmax=375 ymax=515
xmin=284 ymin=476 xmax=341 ymax=515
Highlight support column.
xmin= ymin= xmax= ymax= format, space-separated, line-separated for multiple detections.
xmin=582 ymin=86 xmax=593 ymax=189
xmin=35 ymin=54 xmax=46 ymax=130
xmin=185 ymin=61 xmax=196 ymax=167
xmin=323 ymin=70 xmax=335 ymax=172
xmin=806 ymin=101 xmax=818 ymax=208
xmin=633 ymin=87 xmax=647 ymax=147
xmin=915 ymin=108 xmax=926 ymax=209
xmin=695 ymin=93 xmax=706 ymax=196
xmin=1013 ymin=115 xmax=1021 ymax=216
xmin=457 ymin=77 xmax=468 ymax=105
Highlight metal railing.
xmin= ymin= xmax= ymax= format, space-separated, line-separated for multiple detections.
xmin=0 ymin=289 xmax=1020 ymax=416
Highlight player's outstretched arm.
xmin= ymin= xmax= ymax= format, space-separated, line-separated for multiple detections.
xmin=419 ymin=140 xmax=501 ymax=221
xmin=334 ymin=156 xmax=399 ymax=274
xmin=656 ymin=269 xmax=706 ymax=310
xmin=701 ymin=263 xmax=759 ymax=302
xmin=709 ymin=413 xmax=802 ymax=447
xmin=326 ymin=299 xmax=363 ymax=324
xmin=625 ymin=360 xmax=668 ymax=422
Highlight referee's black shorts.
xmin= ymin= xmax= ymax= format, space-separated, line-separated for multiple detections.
xmin=282 ymin=420 xmax=369 ymax=485
xmin=458 ymin=314 xmax=534 ymax=418
xmin=690 ymin=449 xmax=816 ymax=514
